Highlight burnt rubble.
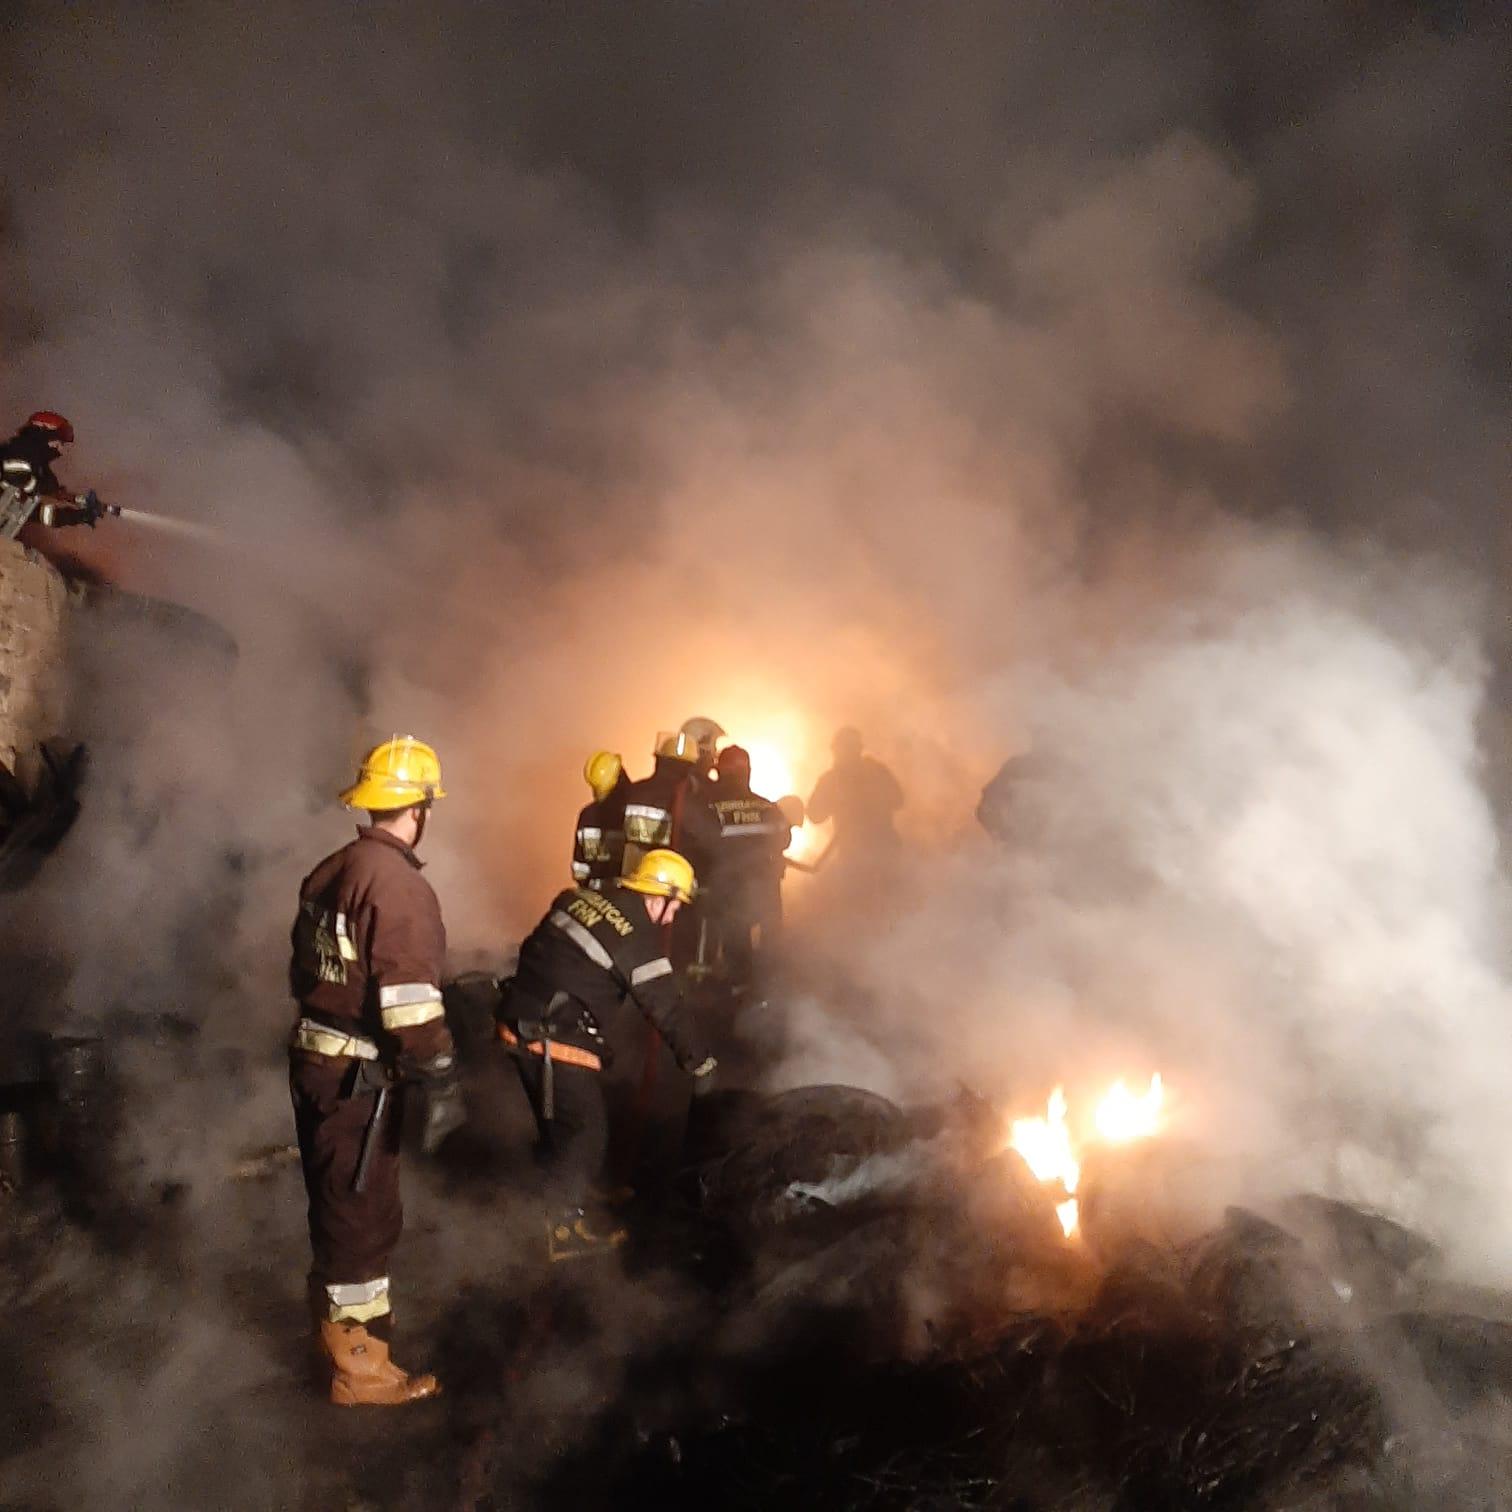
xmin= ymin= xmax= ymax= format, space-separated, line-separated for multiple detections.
xmin=8 ymin=1034 xmax=1512 ymax=1508
xmin=581 ymin=1087 xmax=1512 ymax=1511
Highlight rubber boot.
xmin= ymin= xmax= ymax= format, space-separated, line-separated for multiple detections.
xmin=317 ymin=1319 xmax=441 ymax=1406
xmin=547 ymin=1206 xmax=628 ymax=1263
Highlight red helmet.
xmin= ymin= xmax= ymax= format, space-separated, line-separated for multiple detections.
xmin=26 ymin=411 xmax=74 ymax=443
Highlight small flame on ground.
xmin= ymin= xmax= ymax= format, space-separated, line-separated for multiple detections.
xmin=1008 ymin=1085 xmax=1080 ymax=1195
xmin=1003 ymin=1074 xmax=1166 ymax=1241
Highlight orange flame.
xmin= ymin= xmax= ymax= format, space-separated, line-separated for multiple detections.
xmin=1003 ymin=1074 xmax=1166 ymax=1240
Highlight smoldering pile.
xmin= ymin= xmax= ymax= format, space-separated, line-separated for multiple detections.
xmin=561 ymin=1084 xmax=1512 ymax=1511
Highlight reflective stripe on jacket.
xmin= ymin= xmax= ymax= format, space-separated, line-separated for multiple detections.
xmin=289 ymin=827 xmax=453 ymax=1062
xmin=509 ymin=883 xmax=706 ymax=1067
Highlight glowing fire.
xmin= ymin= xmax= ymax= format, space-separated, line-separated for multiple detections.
xmin=1094 ymin=1073 xmax=1164 ymax=1143
xmin=1004 ymin=1074 xmax=1165 ymax=1239
xmin=1008 ymin=1085 xmax=1081 ymax=1231
xmin=731 ymin=736 xmax=826 ymax=863
xmin=742 ymin=738 xmax=795 ymax=802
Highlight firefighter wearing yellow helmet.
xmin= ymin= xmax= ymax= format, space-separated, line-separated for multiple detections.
xmin=572 ymin=749 xmax=629 ymax=891
xmin=621 ymin=729 xmax=722 ymax=877
xmin=287 ymin=736 xmax=462 ymax=1405
xmin=496 ymin=846 xmax=715 ymax=1261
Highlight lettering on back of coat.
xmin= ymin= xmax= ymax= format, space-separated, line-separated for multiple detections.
xmin=567 ymin=891 xmax=634 ymax=938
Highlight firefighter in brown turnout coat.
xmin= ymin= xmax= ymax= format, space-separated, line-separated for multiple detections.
xmin=288 ymin=737 xmax=463 ymax=1406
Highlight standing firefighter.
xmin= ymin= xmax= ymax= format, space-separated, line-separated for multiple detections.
xmin=288 ymin=736 xmax=463 ymax=1406
xmin=572 ymin=749 xmax=629 ymax=890
xmin=497 ymin=849 xmax=716 ymax=1261
xmin=622 ymin=730 xmax=722 ymax=971
xmin=709 ymin=744 xmax=792 ymax=987
xmin=807 ymin=726 xmax=904 ymax=868
xmin=622 ymin=731 xmax=722 ymax=875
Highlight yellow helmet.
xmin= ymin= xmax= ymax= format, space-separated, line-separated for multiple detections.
xmin=339 ymin=736 xmax=446 ymax=811
xmin=620 ymin=848 xmax=696 ymax=904
xmin=655 ymin=730 xmax=701 ymax=764
xmin=583 ymin=749 xmax=623 ymax=801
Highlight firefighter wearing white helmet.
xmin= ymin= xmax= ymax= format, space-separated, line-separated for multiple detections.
xmin=287 ymin=736 xmax=461 ymax=1405
xmin=496 ymin=848 xmax=715 ymax=1261
xmin=678 ymin=715 xmax=725 ymax=774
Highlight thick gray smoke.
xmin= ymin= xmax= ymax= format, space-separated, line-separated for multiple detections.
xmin=1 ymin=0 xmax=1509 ymax=1503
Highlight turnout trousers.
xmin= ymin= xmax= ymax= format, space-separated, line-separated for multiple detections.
xmin=512 ymin=1053 xmax=608 ymax=1214
xmin=290 ymin=1051 xmax=405 ymax=1330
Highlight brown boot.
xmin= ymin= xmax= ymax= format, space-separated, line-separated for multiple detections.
xmin=317 ymin=1319 xmax=441 ymax=1406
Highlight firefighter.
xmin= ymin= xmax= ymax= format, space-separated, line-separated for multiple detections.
xmin=678 ymin=715 xmax=725 ymax=777
xmin=572 ymin=749 xmax=629 ymax=890
xmin=621 ymin=731 xmax=722 ymax=878
xmin=708 ymin=744 xmax=792 ymax=987
xmin=497 ymin=849 xmax=715 ymax=1261
xmin=288 ymin=736 xmax=463 ymax=1407
xmin=622 ymin=731 xmax=723 ymax=971
xmin=807 ymin=726 xmax=904 ymax=865
xmin=0 ymin=411 xmax=109 ymax=535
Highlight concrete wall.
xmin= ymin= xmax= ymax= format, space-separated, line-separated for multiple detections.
xmin=0 ymin=538 xmax=71 ymax=781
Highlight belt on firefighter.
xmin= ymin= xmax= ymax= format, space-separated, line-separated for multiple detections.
xmin=497 ymin=1024 xmax=602 ymax=1073
xmin=291 ymin=1018 xmax=381 ymax=1061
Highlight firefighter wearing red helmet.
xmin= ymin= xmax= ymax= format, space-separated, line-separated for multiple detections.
xmin=0 ymin=411 xmax=112 ymax=537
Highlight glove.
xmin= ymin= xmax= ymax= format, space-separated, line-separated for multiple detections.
xmin=419 ymin=1077 xmax=466 ymax=1154
xmin=80 ymin=489 xmax=101 ymax=527
xmin=401 ymin=1050 xmax=466 ymax=1155
xmin=688 ymin=1057 xmax=718 ymax=1098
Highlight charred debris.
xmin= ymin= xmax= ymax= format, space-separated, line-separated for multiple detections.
xmin=406 ymin=983 xmax=1512 ymax=1507
xmin=7 ymin=965 xmax=1512 ymax=1509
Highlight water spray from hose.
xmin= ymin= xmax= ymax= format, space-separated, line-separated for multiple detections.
xmin=111 ymin=505 xmax=221 ymax=544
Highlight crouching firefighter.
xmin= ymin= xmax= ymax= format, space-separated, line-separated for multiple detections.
xmin=288 ymin=736 xmax=465 ymax=1406
xmin=497 ymin=849 xmax=717 ymax=1262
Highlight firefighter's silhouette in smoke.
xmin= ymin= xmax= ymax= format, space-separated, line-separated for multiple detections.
xmin=807 ymin=726 xmax=904 ymax=874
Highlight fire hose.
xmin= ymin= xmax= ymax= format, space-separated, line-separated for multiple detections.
xmin=0 ymin=484 xmax=121 ymax=540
